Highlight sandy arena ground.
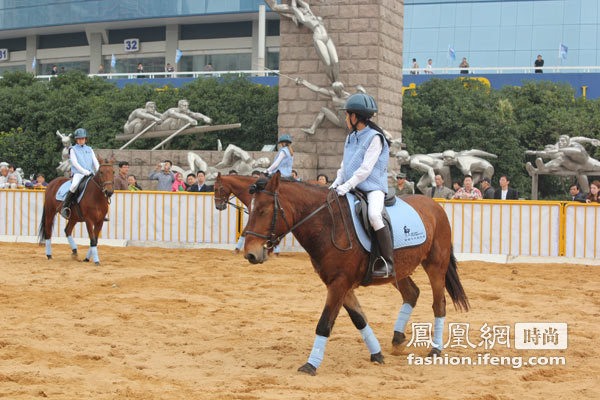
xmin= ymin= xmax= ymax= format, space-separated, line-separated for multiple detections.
xmin=0 ymin=242 xmax=598 ymax=399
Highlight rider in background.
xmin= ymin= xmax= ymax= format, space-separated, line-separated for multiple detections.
xmin=266 ymin=134 xmax=294 ymax=177
xmin=61 ymin=128 xmax=99 ymax=218
xmin=330 ymin=93 xmax=393 ymax=277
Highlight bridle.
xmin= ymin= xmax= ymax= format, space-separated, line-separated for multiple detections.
xmin=245 ymin=188 xmax=353 ymax=251
xmin=90 ymin=163 xmax=114 ymax=200
xmin=214 ymin=182 xmax=248 ymax=213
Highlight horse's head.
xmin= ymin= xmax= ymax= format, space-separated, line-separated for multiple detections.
xmin=96 ymin=156 xmax=115 ymax=198
xmin=213 ymin=172 xmax=230 ymax=211
xmin=244 ymin=172 xmax=290 ymax=264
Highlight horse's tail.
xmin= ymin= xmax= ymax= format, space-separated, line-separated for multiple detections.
xmin=445 ymin=246 xmax=470 ymax=311
xmin=37 ymin=206 xmax=52 ymax=245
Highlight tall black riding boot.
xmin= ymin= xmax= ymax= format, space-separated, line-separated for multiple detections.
xmin=373 ymin=226 xmax=395 ymax=278
xmin=60 ymin=191 xmax=77 ymax=219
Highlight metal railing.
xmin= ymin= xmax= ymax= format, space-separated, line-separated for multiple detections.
xmin=406 ymin=65 xmax=600 ymax=75
xmin=33 ymin=70 xmax=280 ymax=81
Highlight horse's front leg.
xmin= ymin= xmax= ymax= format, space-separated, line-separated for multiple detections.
xmin=83 ymin=219 xmax=103 ymax=265
xmin=64 ymin=219 xmax=78 ymax=259
xmin=298 ymin=277 xmax=349 ymax=376
xmin=343 ymin=289 xmax=384 ymax=364
xmin=392 ymin=277 xmax=420 ymax=347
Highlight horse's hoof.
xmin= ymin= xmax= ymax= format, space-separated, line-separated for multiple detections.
xmin=297 ymin=363 xmax=316 ymax=376
xmin=94 ymin=262 xmax=100 ymax=266
xmin=82 ymin=258 xmax=89 ymax=263
xmin=46 ymin=255 xmax=52 ymax=260
xmin=427 ymin=348 xmax=442 ymax=357
xmin=392 ymin=331 xmax=406 ymax=346
xmin=370 ymin=352 xmax=385 ymax=364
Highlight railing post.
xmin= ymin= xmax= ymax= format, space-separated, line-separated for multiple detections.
xmin=559 ymin=202 xmax=567 ymax=256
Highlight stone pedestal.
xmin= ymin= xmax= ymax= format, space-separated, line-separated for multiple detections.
xmin=277 ymin=0 xmax=404 ymax=180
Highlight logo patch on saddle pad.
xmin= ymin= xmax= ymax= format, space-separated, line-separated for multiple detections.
xmin=346 ymin=192 xmax=427 ymax=251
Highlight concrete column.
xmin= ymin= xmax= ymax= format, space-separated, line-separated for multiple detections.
xmin=251 ymin=20 xmax=259 ymax=70
xmin=257 ymin=5 xmax=266 ymax=72
xmin=89 ymin=32 xmax=103 ymax=73
xmin=165 ymin=24 xmax=179 ymax=70
xmin=277 ymin=0 xmax=404 ymax=179
xmin=25 ymin=35 xmax=38 ymax=73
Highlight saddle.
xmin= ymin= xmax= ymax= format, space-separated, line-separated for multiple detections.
xmin=352 ymin=188 xmax=396 ymax=285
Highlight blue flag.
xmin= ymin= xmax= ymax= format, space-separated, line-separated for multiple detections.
xmin=175 ymin=49 xmax=183 ymax=64
xmin=111 ymin=54 xmax=116 ymax=68
xmin=559 ymin=43 xmax=568 ymax=60
xmin=448 ymin=45 xmax=456 ymax=61
xmin=32 ymin=56 xmax=36 ymax=69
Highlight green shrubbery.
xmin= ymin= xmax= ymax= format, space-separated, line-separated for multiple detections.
xmin=0 ymin=70 xmax=277 ymax=180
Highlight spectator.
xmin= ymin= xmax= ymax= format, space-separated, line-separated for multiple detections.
xmin=32 ymin=174 xmax=48 ymax=189
xmin=459 ymin=57 xmax=469 ymax=74
xmin=149 ymin=160 xmax=175 ymax=191
xmin=453 ymin=175 xmax=482 ymax=200
xmin=186 ymin=173 xmax=199 ymax=192
xmin=97 ymin=65 xmax=105 ymax=74
xmin=410 ymin=58 xmax=419 ymax=75
xmin=136 ymin=63 xmax=144 ymax=78
xmin=50 ymin=65 xmax=58 ymax=76
xmin=586 ymin=180 xmax=600 ymax=203
xmin=494 ymin=175 xmax=518 ymax=200
xmin=534 ymin=55 xmax=544 ymax=73
xmin=228 ymin=170 xmax=238 ymax=175
xmin=480 ymin=177 xmax=495 ymax=199
xmin=166 ymin=63 xmax=174 ymax=73
xmin=317 ymin=174 xmax=328 ymax=186
xmin=0 ymin=166 xmax=9 ymax=188
xmin=204 ymin=63 xmax=214 ymax=72
xmin=114 ymin=161 xmax=129 ymax=191
xmin=127 ymin=175 xmax=142 ymax=191
xmin=425 ymin=174 xmax=454 ymax=200
xmin=172 ymin=172 xmax=186 ymax=192
xmin=8 ymin=164 xmax=22 ymax=186
xmin=452 ymin=180 xmax=462 ymax=192
xmin=291 ymin=169 xmax=300 ymax=181
xmin=569 ymin=184 xmax=586 ymax=202
xmin=196 ymin=170 xmax=213 ymax=192
xmin=424 ymin=58 xmax=434 ymax=74
xmin=5 ymin=175 xmax=18 ymax=189
xmin=396 ymin=172 xmax=414 ymax=195
xmin=251 ymin=170 xmax=261 ymax=178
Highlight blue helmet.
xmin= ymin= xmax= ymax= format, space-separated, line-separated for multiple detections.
xmin=341 ymin=93 xmax=378 ymax=118
xmin=74 ymin=128 xmax=88 ymax=139
xmin=278 ymin=134 xmax=292 ymax=144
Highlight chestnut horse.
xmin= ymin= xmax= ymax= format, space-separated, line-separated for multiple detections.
xmin=242 ymin=172 xmax=469 ymax=375
xmin=38 ymin=156 xmax=115 ymax=265
xmin=213 ymin=173 xmax=256 ymax=211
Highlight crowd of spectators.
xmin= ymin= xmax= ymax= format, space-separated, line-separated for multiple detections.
xmin=0 ymin=163 xmax=47 ymax=190
xmin=409 ymin=55 xmax=544 ymax=74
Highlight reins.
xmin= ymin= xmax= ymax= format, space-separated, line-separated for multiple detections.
xmin=90 ymin=163 xmax=114 ymax=202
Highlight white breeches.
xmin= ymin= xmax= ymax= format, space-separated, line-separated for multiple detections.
xmin=367 ymin=190 xmax=385 ymax=231
xmin=70 ymin=173 xmax=85 ymax=192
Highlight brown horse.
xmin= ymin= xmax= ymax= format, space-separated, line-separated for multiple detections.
xmin=38 ymin=156 xmax=115 ymax=265
xmin=242 ymin=172 xmax=469 ymax=375
xmin=213 ymin=173 xmax=257 ymax=211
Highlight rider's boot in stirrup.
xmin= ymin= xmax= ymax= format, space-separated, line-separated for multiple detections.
xmin=373 ymin=226 xmax=395 ymax=278
xmin=60 ymin=191 xmax=77 ymax=219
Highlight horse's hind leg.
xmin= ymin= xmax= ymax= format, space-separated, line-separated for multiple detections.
xmin=65 ymin=219 xmax=78 ymax=259
xmin=298 ymin=278 xmax=350 ymax=376
xmin=43 ymin=209 xmax=54 ymax=259
xmin=392 ymin=277 xmax=420 ymax=347
xmin=422 ymin=260 xmax=448 ymax=357
xmin=343 ymin=290 xmax=384 ymax=364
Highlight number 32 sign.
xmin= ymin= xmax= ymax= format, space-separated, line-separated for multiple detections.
xmin=0 ymin=49 xmax=9 ymax=61
xmin=124 ymin=39 xmax=139 ymax=53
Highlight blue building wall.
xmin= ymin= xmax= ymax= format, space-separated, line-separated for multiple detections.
xmin=0 ymin=0 xmax=265 ymax=31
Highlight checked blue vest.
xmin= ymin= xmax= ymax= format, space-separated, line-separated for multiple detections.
xmin=342 ymin=126 xmax=389 ymax=193
xmin=274 ymin=146 xmax=293 ymax=177
xmin=70 ymin=144 xmax=94 ymax=175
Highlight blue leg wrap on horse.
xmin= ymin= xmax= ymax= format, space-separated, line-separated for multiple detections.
xmin=307 ymin=335 xmax=328 ymax=369
xmin=360 ymin=324 xmax=381 ymax=355
xmin=67 ymin=235 xmax=77 ymax=250
xmin=235 ymin=236 xmax=245 ymax=250
xmin=45 ymin=239 xmax=51 ymax=256
xmin=274 ymin=245 xmax=280 ymax=254
xmin=433 ymin=316 xmax=445 ymax=350
xmin=394 ymin=303 xmax=414 ymax=333
xmin=86 ymin=247 xmax=92 ymax=259
xmin=91 ymin=247 xmax=99 ymax=263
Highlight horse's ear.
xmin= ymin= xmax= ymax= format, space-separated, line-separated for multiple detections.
xmin=217 ymin=172 xmax=222 ymax=180
xmin=109 ymin=156 xmax=115 ymax=164
xmin=266 ymin=171 xmax=281 ymax=191
xmin=97 ymin=155 xmax=104 ymax=164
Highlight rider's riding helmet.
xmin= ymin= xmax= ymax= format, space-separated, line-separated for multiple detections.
xmin=277 ymin=134 xmax=293 ymax=144
xmin=341 ymin=93 xmax=378 ymax=119
xmin=74 ymin=128 xmax=88 ymax=139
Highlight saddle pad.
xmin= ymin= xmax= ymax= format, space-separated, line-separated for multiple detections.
xmin=346 ymin=192 xmax=427 ymax=251
xmin=56 ymin=178 xmax=90 ymax=203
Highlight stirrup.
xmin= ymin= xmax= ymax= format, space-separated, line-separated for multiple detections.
xmin=60 ymin=207 xmax=71 ymax=219
xmin=372 ymin=257 xmax=394 ymax=278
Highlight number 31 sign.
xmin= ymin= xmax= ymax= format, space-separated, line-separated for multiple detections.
xmin=124 ymin=39 xmax=139 ymax=53
xmin=0 ymin=49 xmax=9 ymax=61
